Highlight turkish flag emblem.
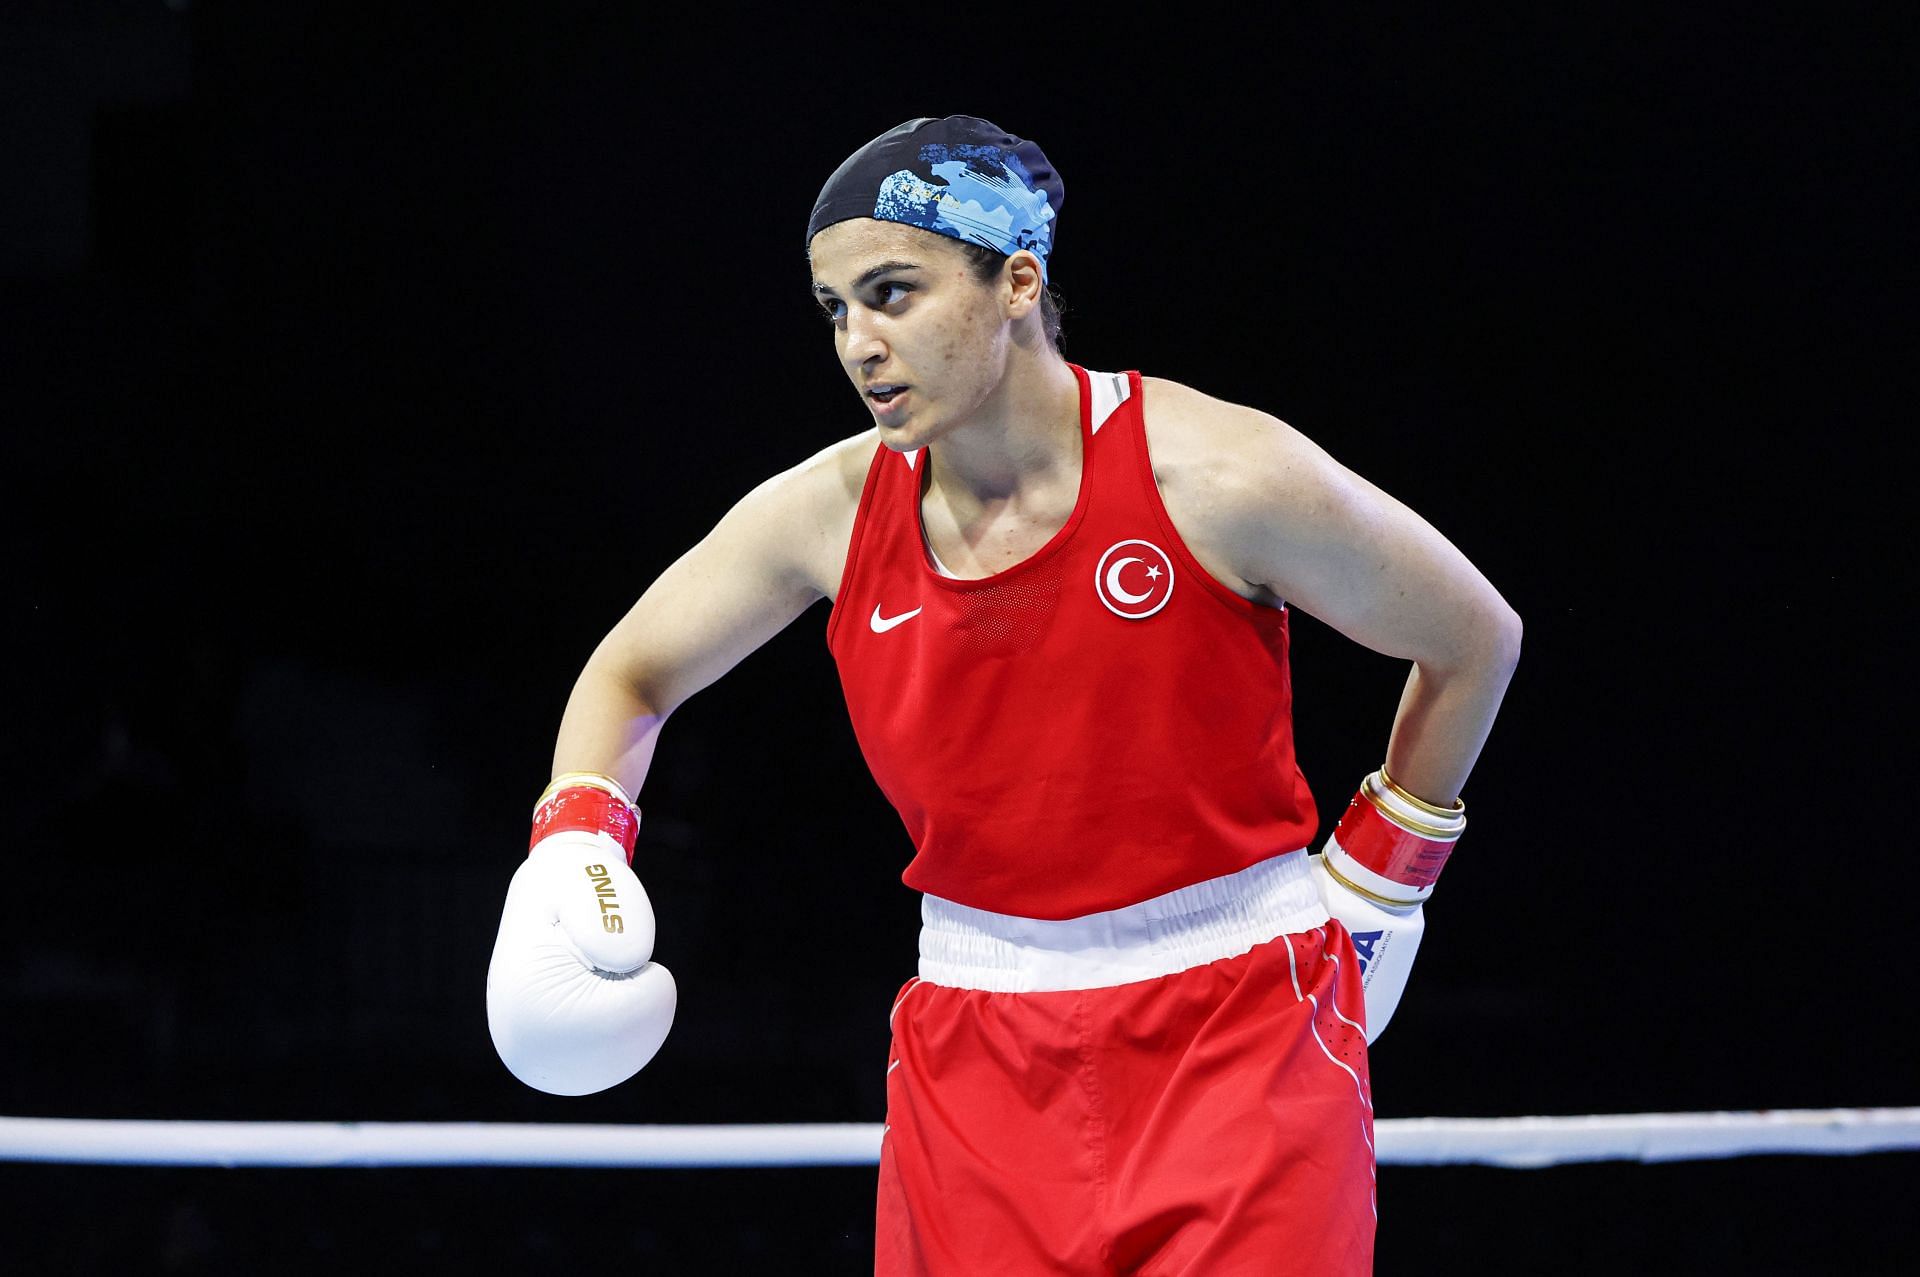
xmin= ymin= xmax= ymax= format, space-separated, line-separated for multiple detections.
xmin=1094 ymin=539 xmax=1176 ymax=619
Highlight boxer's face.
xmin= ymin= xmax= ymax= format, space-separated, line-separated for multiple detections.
xmin=809 ymin=220 xmax=1016 ymax=452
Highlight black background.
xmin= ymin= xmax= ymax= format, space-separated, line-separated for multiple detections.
xmin=4 ymin=2 xmax=1914 ymax=1271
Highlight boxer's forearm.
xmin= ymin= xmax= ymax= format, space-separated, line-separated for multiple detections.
xmin=1380 ymin=623 xmax=1521 ymax=808
xmin=550 ymin=654 xmax=669 ymax=802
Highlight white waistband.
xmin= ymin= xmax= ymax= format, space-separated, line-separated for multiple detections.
xmin=918 ymin=850 xmax=1328 ymax=993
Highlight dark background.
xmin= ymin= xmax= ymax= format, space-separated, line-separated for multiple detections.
xmin=5 ymin=2 xmax=1914 ymax=1271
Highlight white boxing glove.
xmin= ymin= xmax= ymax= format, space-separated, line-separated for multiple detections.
xmin=1309 ymin=854 xmax=1425 ymax=1046
xmin=487 ymin=773 xmax=677 ymax=1096
xmin=1310 ymin=768 xmax=1464 ymax=1045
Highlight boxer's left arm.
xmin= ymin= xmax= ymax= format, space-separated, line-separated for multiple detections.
xmin=1147 ymin=379 xmax=1521 ymax=1039
xmin=1219 ymin=426 xmax=1521 ymax=809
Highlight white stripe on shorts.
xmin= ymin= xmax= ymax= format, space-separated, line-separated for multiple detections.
xmin=918 ymin=850 xmax=1329 ymax=993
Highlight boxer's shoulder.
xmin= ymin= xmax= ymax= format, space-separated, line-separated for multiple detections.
xmin=775 ymin=428 xmax=873 ymax=509
xmin=1137 ymin=376 xmax=1319 ymax=484
xmin=749 ymin=428 xmax=874 ymax=600
xmin=1136 ymin=377 xmax=1311 ymax=608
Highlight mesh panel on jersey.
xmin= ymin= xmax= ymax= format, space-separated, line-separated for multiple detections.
xmin=947 ymin=553 xmax=1069 ymax=659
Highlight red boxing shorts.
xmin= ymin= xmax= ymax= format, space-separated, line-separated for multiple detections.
xmin=876 ymin=851 xmax=1375 ymax=1276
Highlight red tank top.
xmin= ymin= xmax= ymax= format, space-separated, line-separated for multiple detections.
xmin=826 ymin=366 xmax=1318 ymax=919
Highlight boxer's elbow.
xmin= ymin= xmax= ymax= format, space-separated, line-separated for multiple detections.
xmin=1423 ymin=591 xmax=1522 ymax=682
xmin=1485 ymin=598 xmax=1523 ymax=673
xmin=590 ymin=649 xmax=677 ymax=726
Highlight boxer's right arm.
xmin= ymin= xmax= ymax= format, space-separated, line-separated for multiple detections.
xmin=551 ymin=436 xmax=864 ymax=796
xmin=488 ymin=435 xmax=867 ymax=1096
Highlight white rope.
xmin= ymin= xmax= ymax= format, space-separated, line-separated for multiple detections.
xmin=1376 ymin=1108 xmax=1920 ymax=1168
xmin=3 ymin=1108 xmax=1917 ymax=1169
xmin=0 ymin=1119 xmax=878 ymax=1168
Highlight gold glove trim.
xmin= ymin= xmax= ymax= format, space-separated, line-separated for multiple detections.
xmin=1319 ymin=853 xmax=1426 ymax=910
xmin=1377 ymin=767 xmax=1465 ymax=818
xmin=535 ymin=770 xmax=635 ymax=814
xmin=1360 ymin=776 xmax=1465 ymax=841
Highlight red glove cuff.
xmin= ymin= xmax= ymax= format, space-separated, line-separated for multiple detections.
xmin=529 ymin=773 xmax=640 ymax=864
xmin=1330 ymin=769 xmax=1464 ymax=892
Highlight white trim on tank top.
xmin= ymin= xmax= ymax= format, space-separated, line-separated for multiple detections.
xmin=1087 ymin=368 xmax=1130 ymax=434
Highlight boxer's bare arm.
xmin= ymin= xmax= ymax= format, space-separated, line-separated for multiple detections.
xmin=550 ymin=431 xmax=873 ymax=798
xmin=1142 ymin=377 xmax=1522 ymax=806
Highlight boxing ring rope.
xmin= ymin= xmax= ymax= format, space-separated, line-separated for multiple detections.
xmin=5 ymin=1109 xmax=1917 ymax=1170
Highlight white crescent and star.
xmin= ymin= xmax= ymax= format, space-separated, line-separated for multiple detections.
xmin=1094 ymin=539 xmax=1174 ymax=619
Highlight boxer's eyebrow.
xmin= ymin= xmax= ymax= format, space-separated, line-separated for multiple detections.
xmin=812 ymin=262 xmax=923 ymax=297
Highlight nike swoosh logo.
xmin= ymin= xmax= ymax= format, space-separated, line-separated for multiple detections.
xmin=870 ymin=605 xmax=923 ymax=633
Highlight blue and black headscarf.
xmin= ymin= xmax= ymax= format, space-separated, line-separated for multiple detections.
xmin=806 ymin=115 xmax=1065 ymax=280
